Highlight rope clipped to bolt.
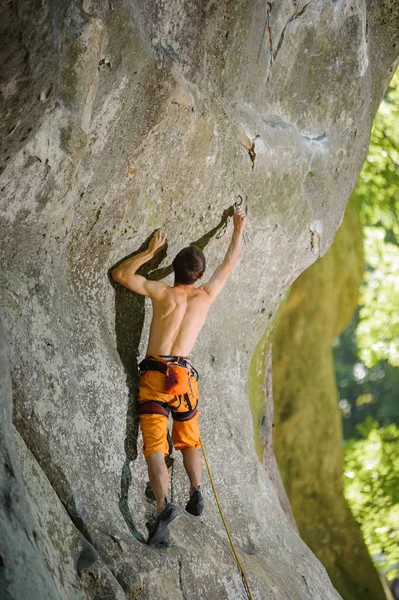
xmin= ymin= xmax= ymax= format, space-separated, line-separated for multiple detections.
xmin=200 ymin=437 xmax=254 ymax=600
xmin=216 ymin=195 xmax=251 ymax=246
xmin=234 ymin=193 xmax=251 ymax=247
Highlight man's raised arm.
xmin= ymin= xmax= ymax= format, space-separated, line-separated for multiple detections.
xmin=111 ymin=230 xmax=167 ymax=298
xmin=202 ymin=208 xmax=246 ymax=301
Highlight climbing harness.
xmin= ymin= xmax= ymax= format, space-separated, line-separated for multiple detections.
xmin=234 ymin=194 xmax=251 ymax=247
xmin=266 ymin=3 xmax=275 ymax=64
xmin=200 ymin=437 xmax=253 ymax=600
xmin=138 ymin=356 xmax=199 ymax=422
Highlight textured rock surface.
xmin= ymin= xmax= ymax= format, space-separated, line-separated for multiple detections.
xmin=271 ymin=200 xmax=388 ymax=600
xmin=0 ymin=0 xmax=71 ymax=174
xmin=1 ymin=0 xmax=399 ymax=598
xmin=14 ymin=427 xmax=127 ymax=600
xmin=0 ymin=318 xmax=59 ymax=599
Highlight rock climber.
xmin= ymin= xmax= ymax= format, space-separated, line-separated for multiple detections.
xmin=111 ymin=207 xmax=246 ymax=546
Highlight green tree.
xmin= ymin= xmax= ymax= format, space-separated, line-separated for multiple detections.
xmin=334 ymin=69 xmax=399 ymax=582
xmin=334 ymin=309 xmax=399 ymax=440
xmin=357 ymin=228 xmax=399 ymax=367
xmin=344 ymin=419 xmax=399 ymax=580
xmin=354 ymin=70 xmax=399 ymax=368
xmin=334 ymin=68 xmax=399 ymax=434
xmin=355 ymin=71 xmax=399 ymax=240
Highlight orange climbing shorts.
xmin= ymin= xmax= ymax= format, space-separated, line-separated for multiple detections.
xmin=137 ymin=356 xmax=200 ymax=459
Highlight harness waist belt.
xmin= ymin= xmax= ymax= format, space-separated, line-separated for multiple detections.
xmin=138 ymin=400 xmax=171 ymax=418
xmin=172 ymin=407 xmax=198 ymax=422
xmin=138 ymin=399 xmax=197 ymax=422
xmin=139 ymin=355 xmax=199 ymax=382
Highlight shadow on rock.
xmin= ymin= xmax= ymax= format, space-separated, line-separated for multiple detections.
xmin=110 ymin=232 xmax=168 ymax=543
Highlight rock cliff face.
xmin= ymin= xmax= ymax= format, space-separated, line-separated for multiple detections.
xmin=271 ymin=200 xmax=388 ymax=600
xmin=1 ymin=1 xmax=399 ymax=598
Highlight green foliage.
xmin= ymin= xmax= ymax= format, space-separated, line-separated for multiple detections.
xmin=335 ymin=69 xmax=399 ymax=581
xmin=354 ymin=70 xmax=399 ymax=368
xmin=355 ymin=71 xmax=399 ymax=239
xmin=344 ymin=419 xmax=399 ymax=579
xmin=334 ymin=309 xmax=399 ymax=440
xmin=334 ymin=70 xmax=399 ymax=432
xmin=357 ymin=228 xmax=399 ymax=367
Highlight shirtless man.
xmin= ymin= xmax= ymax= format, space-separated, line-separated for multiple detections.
xmin=111 ymin=208 xmax=246 ymax=546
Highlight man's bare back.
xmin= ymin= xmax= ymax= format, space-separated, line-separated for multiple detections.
xmin=147 ymin=284 xmax=211 ymax=356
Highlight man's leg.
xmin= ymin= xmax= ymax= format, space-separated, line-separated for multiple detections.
xmin=146 ymin=450 xmax=178 ymax=546
xmin=181 ymin=447 xmax=201 ymax=493
xmin=147 ymin=451 xmax=169 ymax=512
xmin=139 ymin=413 xmax=177 ymax=546
xmin=172 ymin=411 xmax=204 ymax=516
xmin=181 ymin=446 xmax=204 ymax=516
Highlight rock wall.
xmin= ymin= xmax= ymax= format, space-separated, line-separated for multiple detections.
xmin=1 ymin=1 xmax=399 ymax=598
xmin=0 ymin=318 xmax=59 ymax=599
xmin=0 ymin=0 xmax=71 ymax=173
xmin=271 ymin=199 xmax=387 ymax=600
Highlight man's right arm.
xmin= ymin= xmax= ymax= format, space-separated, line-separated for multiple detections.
xmin=202 ymin=208 xmax=246 ymax=301
xmin=111 ymin=230 xmax=167 ymax=299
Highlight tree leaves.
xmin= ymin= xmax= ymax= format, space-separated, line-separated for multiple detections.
xmin=338 ymin=69 xmax=399 ymax=581
xmin=357 ymin=227 xmax=399 ymax=367
xmin=344 ymin=419 xmax=399 ymax=580
xmin=354 ymin=70 xmax=399 ymax=368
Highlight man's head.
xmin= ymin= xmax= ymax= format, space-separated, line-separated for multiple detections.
xmin=173 ymin=246 xmax=206 ymax=286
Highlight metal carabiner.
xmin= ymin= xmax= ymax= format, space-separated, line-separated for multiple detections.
xmin=234 ymin=194 xmax=251 ymax=247
xmin=243 ymin=229 xmax=251 ymax=247
xmin=215 ymin=221 xmax=228 ymax=239
xmin=234 ymin=193 xmax=248 ymax=214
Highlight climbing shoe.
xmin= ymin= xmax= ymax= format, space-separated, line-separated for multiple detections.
xmin=185 ymin=486 xmax=204 ymax=516
xmin=147 ymin=502 xmax=178 ymax=547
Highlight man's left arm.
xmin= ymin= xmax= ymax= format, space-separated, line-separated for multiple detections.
xmin=111 ymin=230 xmax=167 ymax=298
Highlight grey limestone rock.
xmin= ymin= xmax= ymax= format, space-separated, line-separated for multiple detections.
xmin=0 ymin=317 xmax=59 ymax=600
xmin=0 ymin=0 xmax=71 ymax=174
xmin=1 ymin=0 xmax=399 ymax=598
xmin=14 ymin=427 xmax=127 ymax=600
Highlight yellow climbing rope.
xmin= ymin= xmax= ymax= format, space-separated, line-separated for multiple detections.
xmin=200 ymin=437 xmax=254 ymax=600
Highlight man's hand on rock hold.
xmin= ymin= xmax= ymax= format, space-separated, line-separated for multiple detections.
xmin=233 ymin=208 xmax=246 ymax=234
xmin=148 ymin=229 xmax=167 ymax=256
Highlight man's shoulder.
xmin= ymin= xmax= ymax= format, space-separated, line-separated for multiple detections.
xmin=192 ymin=286 xmax=213 ymax=304
xmin=146 ymin=279 xmax=169 ymax=300
xmin=196 ymin=284 xmax=210 ymax=294
xmin=198 ymin=282 xmax=213 ymax=296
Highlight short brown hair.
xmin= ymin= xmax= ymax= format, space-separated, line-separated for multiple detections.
xmin=173 ymin=246 xmax=206 ymax=285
